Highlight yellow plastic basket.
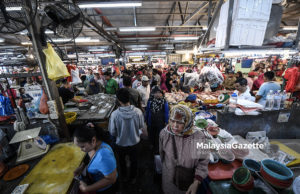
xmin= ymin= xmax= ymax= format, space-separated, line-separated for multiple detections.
xmin=64 ymin=112 xmax=77 ymax=124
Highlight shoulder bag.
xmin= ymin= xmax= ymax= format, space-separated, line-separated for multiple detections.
xmin=172 ymin=135 xmax=195 ymax=191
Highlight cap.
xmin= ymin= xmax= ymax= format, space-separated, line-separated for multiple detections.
xmin=248 ymin=72 xmax=258 ymax=77
xmin=141 ymin=76 xmax=149 ymax=81
xmin=137 ymin=71 xmax=142 ymax=75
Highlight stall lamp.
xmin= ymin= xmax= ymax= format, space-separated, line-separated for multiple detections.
xmin=174 ymin=37 xmax=199 ymax=40
xmin=79 ymin=2 xmax=142 ymax=8
xmin=119 ymin=27 xmax=156 ymax=32
xmin=193 ymin=45 xmax=198 ymax=55
xmin=0 ymin=38 xmax=4 ymax=43
xmin=132 ymin=48 xmax=147 ymax=50
xmin=6 ymin=7 xmax=22 ymax=11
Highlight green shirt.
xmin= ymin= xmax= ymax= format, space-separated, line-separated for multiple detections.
xmin=105 ymin=79 xmax=118 ymax=94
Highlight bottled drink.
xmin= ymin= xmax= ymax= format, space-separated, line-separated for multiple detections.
xmin=229 ymin=93 xmax=238 ymax=112
xmin=265 ymin=90 xmax=274 ymax=110
xmin=280 ymin=90 xmax=287 ymax=109
xmin=273 ymin=90 xmax=281 ymax=110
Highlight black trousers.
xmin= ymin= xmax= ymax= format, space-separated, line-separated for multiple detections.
xmin=115 ymin=143 xmax=139 ymax=179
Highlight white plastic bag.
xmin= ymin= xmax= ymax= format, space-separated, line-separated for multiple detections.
xmin=71 ymin=69 xmax=82 ymax=84
xmin=237 ymin=99 xmax=264 ymax=109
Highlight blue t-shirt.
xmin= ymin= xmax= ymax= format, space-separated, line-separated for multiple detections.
xmin=87 ymin=142 xmax=117 ymax=192
xmin=257 ymin=82 xmax=281 ymax=103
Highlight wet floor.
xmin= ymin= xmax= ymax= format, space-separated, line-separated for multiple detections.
xmin=117 ymin=139 xmax=163 ymax=194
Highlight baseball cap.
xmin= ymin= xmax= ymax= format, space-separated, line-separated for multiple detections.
xmin=141 ymin=76 xmax=149 ymax=81
xmin=137 ymin=71 xmax=142 ymax=75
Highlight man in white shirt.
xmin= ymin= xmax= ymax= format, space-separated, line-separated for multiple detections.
xmin=234 ymin=78 xmax=255 ymax=101
xmin=137 ymin=76 xmax=150 ymax=111
xmin=132 ymin=71 xmax=142 ymax=89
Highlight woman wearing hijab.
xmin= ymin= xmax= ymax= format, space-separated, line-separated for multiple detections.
xmin=159 ymin=105 xmax=209 ymax=194
xmin=85 ymin=78 xmax=101 ymax=95
xmin=145 ymin=86 xmax=169 ymax=154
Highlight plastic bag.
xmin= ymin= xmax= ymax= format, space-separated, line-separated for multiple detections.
xmin=71 ymin=69 xmax=82 ymax=84
xmin=43 ymin=43 xmax=70 ymax=81
xmin=39 ymin=90 xmax=49 ymax=114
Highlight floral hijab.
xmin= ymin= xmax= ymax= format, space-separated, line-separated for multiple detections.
xmin=167 ymin=104 xmax=198 ymax=136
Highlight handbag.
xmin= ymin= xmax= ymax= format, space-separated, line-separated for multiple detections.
xmin=172 ymin=135 xmax=195 ymax=191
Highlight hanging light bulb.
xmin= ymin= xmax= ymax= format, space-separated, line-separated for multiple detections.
xmin=193 ymin=45 xmax=198 ymax=55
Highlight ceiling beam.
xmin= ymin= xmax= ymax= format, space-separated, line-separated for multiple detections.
xmin=198 ymin=0 xmax=224 ymax=48
xmin=183 ymin=1 xmax=189 ymax=21
xmin=83 ymin=13 xmax=124 ymax=50
xmin=182 ymin=2 xmax=208 ymax=26
xmin=170 ymin=2 xmax=208 ymax=35
xmin=178 ymin=2 xmax=185 ymax=24
xmin=162 ymin=1 xmax=177 ymax=35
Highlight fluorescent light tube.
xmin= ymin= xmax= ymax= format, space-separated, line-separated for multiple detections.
xmin=282 ymin=26 xmax=298 ymax=31
xmin=174 ymin=37 xmax=199 ymax=40
xmin=52 ymin=37 xmax=100 ymax=43
xmin=6 ymin=7 xmax=22 ymax=11
xmin=45 ymin=30 xmax=54 ymax=34
xmin=89 ymin=49 xmax=105 ymax=52
xmin=0 ymin=52 xmax=13 ymax=55
xmin=119 ymin=27 xmax=156 ymax=32
xmin=21 ymin=42 xmax=32 ymax=45
xmin=165 ymin=47 xmax=174 ymax=50
xmin=132 ymin=48 xmax=147 ymax=50
xmin=79 ymin=2 xmax=142 ymax=8
xmin=52 ymin=38 xmax=72 ymax=42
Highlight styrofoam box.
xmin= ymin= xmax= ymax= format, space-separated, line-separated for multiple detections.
xmin=216 ymin=20 xmax=268 ymax=47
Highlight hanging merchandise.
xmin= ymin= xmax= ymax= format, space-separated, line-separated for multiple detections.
xmin=70 ymin=69 xmax=82 ymax=84
xmin=43 ymin=43 xmax=70 ymax=81
xmin=0 ymin=94 xmax=14 ymax=116
xmin=66 ymin=65 xmax=77 ymax=83
xmin=284 ymin=67 xmax=300 ymax=92
xmin=199 ymin=64 xmax=224 ymax=87
xmin=39 ymin=90 xmax=49 ymax=114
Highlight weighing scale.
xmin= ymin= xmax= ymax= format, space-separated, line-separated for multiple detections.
xmin=9 ymin=127 xmax=50 ymax=164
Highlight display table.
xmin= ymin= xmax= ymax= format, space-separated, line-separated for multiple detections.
xmin=216 ymin=109 xmax=300 ymax=139
xmin=20 ymin=143 xmax=85 ymax=194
